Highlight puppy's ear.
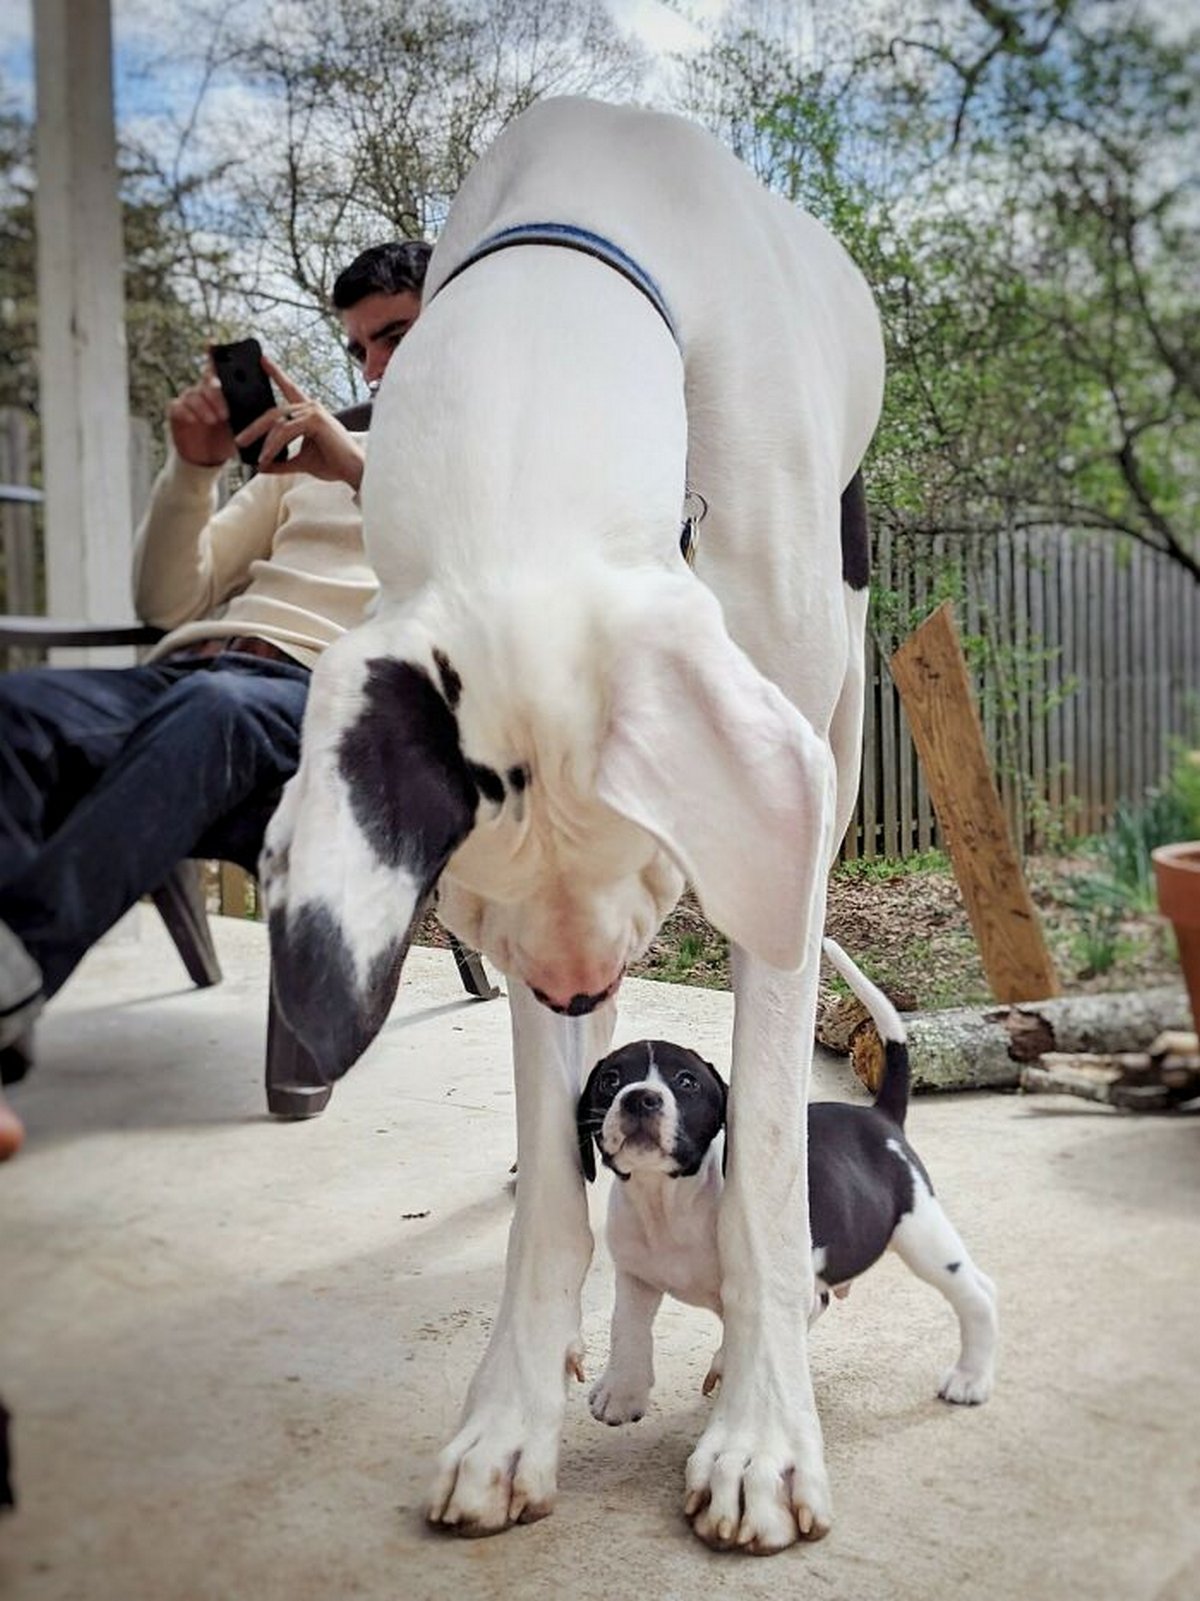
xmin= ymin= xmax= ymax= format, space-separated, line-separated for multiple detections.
xmin=597 ymin=586 xmax=834 ymax=971
xmin=575 ymin=1065 xmax=600 ymax=1184
xmin=705 ymin=1057 xmax=729 ymax=1119
xmin=261 ymin=640 xmax=477 ymax=1083
xmin=707 ymin=1059 xmax=730 ymax=1177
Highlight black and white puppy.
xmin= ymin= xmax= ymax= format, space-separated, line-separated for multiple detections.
xmin=576 ymin=938 xmax=998 ymax=1425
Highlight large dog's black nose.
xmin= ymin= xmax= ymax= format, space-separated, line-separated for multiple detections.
xmin=624 ymin=1087 xmax=663 ymax=1119
xmin=532 ymin=987 xmax=613 ymax=1017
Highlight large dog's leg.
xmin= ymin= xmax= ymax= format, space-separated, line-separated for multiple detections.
xmin=685 ymin=938 xmax=831 ymax=1554
xmin=428 ymin=983 xmax=615 ymax=1534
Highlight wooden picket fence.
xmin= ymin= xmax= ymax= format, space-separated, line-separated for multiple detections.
xmin=849 ymin=526 xmax=1200 ymax=859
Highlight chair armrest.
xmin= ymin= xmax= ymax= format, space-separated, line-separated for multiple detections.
xmin=0 ymin=616 xmax=164 ymax=648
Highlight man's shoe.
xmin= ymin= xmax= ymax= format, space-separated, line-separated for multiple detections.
xmin=0 ymin=1031 xmax=34 ymax=1086
xmin=0 ymin=920 xmax=43 ymax=1052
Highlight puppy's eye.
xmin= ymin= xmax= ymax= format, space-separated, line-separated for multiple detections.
xmin=598 ymin=1069 xmax=621 ymax=1097
xmin=675 ymin=1071 xmax=699 ymax=1093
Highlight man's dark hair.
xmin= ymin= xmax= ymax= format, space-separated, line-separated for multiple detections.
xmin=333 ymin=240 xmax=433 ymax=310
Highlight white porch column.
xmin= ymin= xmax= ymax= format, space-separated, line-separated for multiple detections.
xmin=34 ymin=0 xmax=133 ymax=631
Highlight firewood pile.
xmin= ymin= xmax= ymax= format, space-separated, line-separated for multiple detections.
xmin=1019 ymin=1031 xmax=1200 ymax=1113
xmin=817 ymin=981 xmax=1198 ymax=1110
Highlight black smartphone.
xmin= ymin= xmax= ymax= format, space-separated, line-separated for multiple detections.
xmin=210 ymin=338 xmax=278 ymax=466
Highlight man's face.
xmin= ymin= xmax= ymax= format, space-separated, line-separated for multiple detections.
xmin=341 ymin=288 xmax=422 ymax=388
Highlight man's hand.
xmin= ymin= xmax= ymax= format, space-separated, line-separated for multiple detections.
xmin=237 ymin=358 xmax=366 ymax=491
xmin=167 ymin=369 xmax=239 ymax=468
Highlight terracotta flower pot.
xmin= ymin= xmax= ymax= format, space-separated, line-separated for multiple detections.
xmin=1152 ymin=841 xmax=1200 ymax=1035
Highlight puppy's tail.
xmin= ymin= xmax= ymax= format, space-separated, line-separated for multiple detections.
xmin=821 ymin=937 xmax=910 ymax=1126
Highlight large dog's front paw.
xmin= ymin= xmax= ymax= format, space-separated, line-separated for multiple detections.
xmin=427 ymin=1411 xmax=561 ymax=1535
xmin=588 ymin=1367 xmax=651 ymax=1425
xmin=684 ymin=1414 xmax=832 ymax=1553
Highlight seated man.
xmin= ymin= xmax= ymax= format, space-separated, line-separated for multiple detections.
xmin=0 ymin=239 xmax=432 ymax=1153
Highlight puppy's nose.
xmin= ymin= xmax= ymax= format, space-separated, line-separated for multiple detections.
xmin=625 ymin=1087 xmax=663 ymax=1119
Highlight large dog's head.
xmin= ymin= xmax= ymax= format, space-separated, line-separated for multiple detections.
xmin=575 ymin=1039 xmax=727 ymax=1183
xmin=260 ymin=569 xmax=838 ymax=1082
xmin=260 ymin=564 xmax=835 ymax=1081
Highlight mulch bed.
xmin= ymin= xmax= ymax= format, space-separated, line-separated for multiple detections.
xmin=418 ymin=855 xmax=1182 ymax=1015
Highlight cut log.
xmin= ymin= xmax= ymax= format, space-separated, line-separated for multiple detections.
xmin=816 ymin=991 xmax=871 ymax=1056
xmin=1160 ymin=1055 xmax=1200 ymax=1088
xmin=1149 ymin=1030 xmax=1199 ymax=1061
xmin=1020 ymin=1062 xmax=1121 ymax=1101
xmin=1019 ymin=1047 xmax=1199 ymax=1112
xmin=847 ymin=985 xmax=1192 ymax=1094
xmin=818 ymin=983 xmax=918 ymax=1056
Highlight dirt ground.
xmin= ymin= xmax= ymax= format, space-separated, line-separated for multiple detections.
xmin=820 ymin=854 xmax=1180 ymax=1009
xmin=635 ymin=854 xmax=1181 ymax=1010
xmin=417 ymin=851 xmax=1181 ymax=1014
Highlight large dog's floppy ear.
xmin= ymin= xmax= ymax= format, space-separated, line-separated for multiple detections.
xmin=261 ymin=642 xmax=478 ymax=1083
xmin=597 ymin=587 xmax=834 ymax=971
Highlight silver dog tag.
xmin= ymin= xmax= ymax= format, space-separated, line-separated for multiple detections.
xmin=680 ymin=488 xmax=707 ymax=568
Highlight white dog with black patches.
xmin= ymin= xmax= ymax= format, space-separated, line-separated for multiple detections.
xmin=577 ymin=938 xmax=998 ymax=1429
xmin=262 ymin=97 xmax=885 ymax=1552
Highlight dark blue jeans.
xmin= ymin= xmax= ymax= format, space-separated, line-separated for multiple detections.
xmin=0 ymin=652 xmax=309 ymax=998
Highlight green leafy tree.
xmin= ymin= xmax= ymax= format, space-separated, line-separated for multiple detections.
xmin=0 ymin=83 xmax=223 ymax=432
xmin=118 ymin=0 xmax=647 ymax=403
xmin=675 ymin=0 xmax=1199 ymax=582
xmin=0 ymin=95 xmax=38 ymax=418
xmin=872 ymin=1 xmax=1199 ymax=580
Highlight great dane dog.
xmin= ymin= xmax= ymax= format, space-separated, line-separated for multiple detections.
xmin=262 ymin=97 xmax=884 ymax=1553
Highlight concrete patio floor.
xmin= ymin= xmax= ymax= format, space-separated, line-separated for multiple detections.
xmin=1 ymin=908 xmax=1198 ymax=1601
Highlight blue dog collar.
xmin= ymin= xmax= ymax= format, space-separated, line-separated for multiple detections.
xmin=432 ymin=221 xmax=680 ymax=347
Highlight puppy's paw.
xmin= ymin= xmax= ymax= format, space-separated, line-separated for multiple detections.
xmin=588 ymin=1369 xmax=651 ymax=1425
xmin=938 ymin=1364 xmax=994 ymax=1406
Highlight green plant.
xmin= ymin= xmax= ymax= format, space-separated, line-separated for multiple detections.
xmin=1024 ymin=787 xmax=1087 ymax=856
xmin=1166 ymin=742 xmax=1200 ymax=838
xmin=672 ymin=932 xmax=707 ymax=968
xmin=1061 ymin=874 xmax=1134 ymax=977
xmin=646 ymin=924 xmax=730 ymax=988
xmin=1098 ymin=783 xmax=1196 ymax=911
xmin=835 ymin=848 xmax=951 ymax=883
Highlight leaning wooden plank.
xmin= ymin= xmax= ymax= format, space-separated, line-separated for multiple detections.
xmin=890 ymin=601 xmax=1059 ymax=1003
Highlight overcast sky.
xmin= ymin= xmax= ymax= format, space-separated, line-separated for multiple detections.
xmin=0 ymin=0 xmax=735 ymax=124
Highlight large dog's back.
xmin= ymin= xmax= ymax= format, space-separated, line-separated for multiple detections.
xmin=425 ymin=98 xmax=884 ymax=722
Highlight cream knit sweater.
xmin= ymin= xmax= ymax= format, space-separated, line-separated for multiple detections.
xmin=131 ymin=443 xmax=378 ymax=669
